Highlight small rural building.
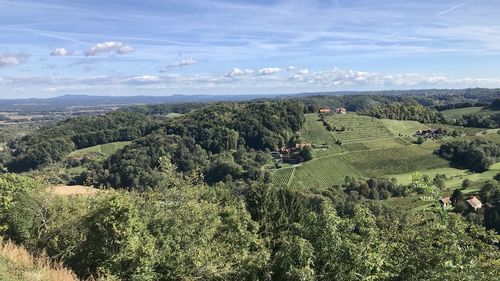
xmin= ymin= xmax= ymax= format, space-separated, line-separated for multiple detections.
xmin=295 ymin=143 xmax=311 ymax=149
xmin=277 ymin=147 xmax=293 ymax=154
xmin=319 ymin=108 xmax=331 ymax=113
xmin=416 ymin=128 xmax=441 ymax=138
xmin=270 ymin=151 xmax=282 ymax=161
xmin=467 ymin=196 xmax=483 ymax=210
xmin=439 ymin=197 xmax=451 ymax=207
xmin=283 ymin=155 xmax=304 ymax=164
xmin=335 ymin=107 xmax=347 ymax=114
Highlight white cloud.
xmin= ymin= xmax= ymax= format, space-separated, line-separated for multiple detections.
xmin=126 ymin=75 xmax=161 ymax=83
xmin=225 ymin=67 xmax=254 ymax=77
xmin=298 ymin=69 xmax=309 ymax=75
xmin=85 ymin=41 xmax=135 ymax=56
xmin=299 ymin=68 xmax=450 ymax=87
xmin=258 ymin=67 xmax=283 ymax=75
xmin=168 ymin=58 xmax=197 ymax=68
xmin=50 ymin=48 xmax=72 ymax=56
xmin=0 ymin=53 xmax=29 ymax=67
xmin=3 ymin=67 xmax=500 ymax=98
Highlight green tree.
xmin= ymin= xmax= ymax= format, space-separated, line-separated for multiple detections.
xmin=299 ymin=146 xmax=313 ymax=162
xmin=272 ymin=235 xmax=315 ymax=281
xmin=77 ymin=193 xmax=156 ymax=280
xmin=0 ymin=174 xmax=42 ymax=234
xmin=410 ymin=172 xmax=430 ymax=193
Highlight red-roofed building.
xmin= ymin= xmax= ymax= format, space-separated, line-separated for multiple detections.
xmin=467 ymin=196 xmax=483 ymax=210
xmin=439 ymin=197 xmax=451 ymax=207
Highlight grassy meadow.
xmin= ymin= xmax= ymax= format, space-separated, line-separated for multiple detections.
xmin=441 ymin=107 xmax=485 ymax=118
xmin=68 ymin=141 xmax=131 ymax=157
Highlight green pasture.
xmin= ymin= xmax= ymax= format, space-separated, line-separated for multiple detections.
xmin=441 ymin=107 xmax=485 ymax=119
xmin=69 ymin=141 xmax=131 ymax=157
xmin=389 ymin=162 xmax=500 ymax=190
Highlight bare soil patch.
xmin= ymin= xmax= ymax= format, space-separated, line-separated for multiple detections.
xmin=51 ymin=185 xmax=100 ymax=196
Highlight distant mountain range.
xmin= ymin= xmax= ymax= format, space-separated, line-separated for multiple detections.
xmin=0 ymin=88 xmax=497 ymax=112
xmin=0 ymin=94 xmax=279 ymax=112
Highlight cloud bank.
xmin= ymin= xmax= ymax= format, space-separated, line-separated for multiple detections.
xmin=0 ymin=53 xmax=29 ymax=67
xmin=2 ymin=66 xmax=500 ymax=98
xmin=85 ymin=41 xmax=135 ymax=56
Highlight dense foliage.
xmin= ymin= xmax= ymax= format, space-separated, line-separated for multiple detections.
xmin=0 ymin=174 xmax=498 ymax=280
xmin=459 ymin=112 xmax=500 ymax=128
xmin=343 ymin=177 xmax=407 ymax=199
xmin=435 ymin=140 xmax=500 ymax=172
xmin=120 ymin=102 xmax=205 ymax=116
xmin=82 ymin=101 xmax=304 ymax=189
xmin=360 ymin=102 xmax=444 ymax=123
xmin=7 ymin=111 xmax=152 ymax=171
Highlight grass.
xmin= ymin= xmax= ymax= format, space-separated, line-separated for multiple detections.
xmin=69 ymin=141 xmax=131 ymax=158
xmin=300 ymin=114 xmax=337 ymax=145
xmin=274 ymin=113 xmax=492 ymax=191
xmin=165 ymin=112 xmax=183 ymax=118
xmin=272 ymin=168 xmax=295 ymax=186
xmin=0 ymin=240 xmax=78 ymax=281
xmin=343 ymin=146 xmax=449 ymax=177
xmin=379 ymin=119 xmax=427 ymax=137
xmin=325 ymin=113 xmax=393 ymax=143
xmin=441 ymin=106 xmax=499 ymax=119
xmin=299 ymin=114 xmax=344 ymax=153
xmin=441 ymin=107 xmax=485 ymax=119
xmin=466 ymin=129 xmax=500 ymax=144
xmin=343 ymin=137 xmax=409 ymax=152
xmin=389 ymin=162 xmax=500 ymax=190
xmin=291 ymin=156 xmax=363 ymax=189
xmin=380 ymin=195 xmax=434 ymax=212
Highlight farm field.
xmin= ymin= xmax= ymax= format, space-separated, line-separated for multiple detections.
xmin=379 ymin=119 xmax=427 ymax=137
xmin=343 ymin=146 xmax=449 ymax=177
xmin=441 ymin=107 xmax=485 ymax=118
xmin=68 ymin=141 xmax=131 ymax=157
xmin=343 ymin=137 xmax=409 ymax=152
xmin=427 ymin=123 xmax=484 ymax=135
xmin=466 ymin=129 xmax=500 ymax=143
xmin=272 ymin=167 xmax=295 ymax=186
xmin=291 ymin=156 xmax=363 ymax=189
xmin=380 ymin=195 xmax=435 ymax=212
xmin=299 ymin=114 xmax=345 ymax=154
xmin=273 ymin=112 xmax=495 ymax=191
xmin=441 ymin=106 xmax=499 ymax=119
xmin=325 ymin=113 xmax=393 ymax=143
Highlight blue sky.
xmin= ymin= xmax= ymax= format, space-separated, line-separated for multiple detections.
xmin=1 ymin=0 xmax=500 ymax=98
